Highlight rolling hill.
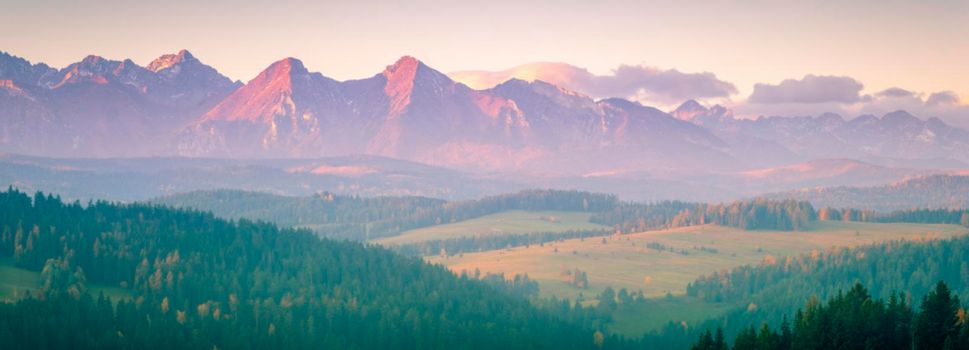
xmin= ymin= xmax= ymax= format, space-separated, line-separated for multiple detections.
xmin=428 ymin=221 xmax=969 ymax=301
xmin=765 ymin=174 xmax=969 ymax=211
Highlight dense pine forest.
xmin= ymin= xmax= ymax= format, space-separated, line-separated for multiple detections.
xmin=0 ymin=188 xmax=643 ymax=349
xmin=691 ymin=282 xmax=969 ymax=350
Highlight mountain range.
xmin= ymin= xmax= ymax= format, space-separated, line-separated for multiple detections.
xmin=2 ymin=50 xmax=968 ymax=176
xmin=674 ymin=101 xmax=969 ymax=168
xmin=0 ymin=50 xmax=239 ymax=156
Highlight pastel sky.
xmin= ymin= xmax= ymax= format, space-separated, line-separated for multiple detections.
xmin=2 ymin=0 xmax=967 ymax=120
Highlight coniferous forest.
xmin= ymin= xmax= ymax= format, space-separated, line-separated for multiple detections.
xmin=0 ymin=189 xmax=641 ymax=349
xmin=691 ymin=282 xmax=969 ymax=350
xmin=643 ymin=234 xmax=969 ymax=349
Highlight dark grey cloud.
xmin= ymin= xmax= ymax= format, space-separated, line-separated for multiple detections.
xmin=748 ymin=75 xmax=864 ymax=104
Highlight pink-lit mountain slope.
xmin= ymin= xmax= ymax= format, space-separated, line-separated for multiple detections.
xmin=179 ymin=57 xmax=734 ymax=173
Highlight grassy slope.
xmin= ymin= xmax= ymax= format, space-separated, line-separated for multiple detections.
xmin=429 ymin=221 xmax=967 ymax=336
xmin=374 ymin=210 xmax=610 ymax=245
xmin=430 ymin=221 xmax=967 ymax=300
xmin=0 ymin=258 xmax=132 ymax=302
xmin=609 ymin=297 xmax=737 ymax=337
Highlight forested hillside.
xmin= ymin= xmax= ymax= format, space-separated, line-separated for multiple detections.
xmin=767 ymin=175 xmax=969 ymax=212
xmin=642 ymin=234 xmax=969 ymax=348
xmin=686 ymin=236 xmax=969 ymax=304
xmin=691 ymin=282 xmax=969 ymax=350
xmin=0 ymin=189 xmax=642 ymax=349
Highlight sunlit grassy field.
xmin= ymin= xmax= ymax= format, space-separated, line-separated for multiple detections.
xmin=429 ymin=221 xmax=969 ymax=301
xmin=428 ymin=221 xmax=968 ymax=336
xmin=374 ymin=210 xmax=610 ymax=245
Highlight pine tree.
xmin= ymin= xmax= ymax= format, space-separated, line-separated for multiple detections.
xmin=732 ymin=326 xmax=758 ymax=350
xmin=691 ymin=329 xmax=714 ymax=350
xmin=778 ymin=317 xmax=792 ymax=350
xmin=915 ymin=281 xmax=961 ymax=350
xmin=713 ymin=327 xmax=727 ymax=350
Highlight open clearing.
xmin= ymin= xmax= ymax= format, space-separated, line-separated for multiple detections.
xmin=374 ymin=210 xmax=610 ymax=245
xmin=429 ymin=221 xmax=969 ymax=301
xmin=608 ymin=297 xmax=737 ymax=337
xmin=0 ymin=258 xmax=133 ymax=302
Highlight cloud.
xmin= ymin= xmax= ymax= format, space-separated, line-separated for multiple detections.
xmin=748 ymin=75 xmax=864 ymax=104
xmin=734 ymin=84 xmax=969 ymax=130
xmin=449 ymin=62 xmax=737 ymax=105
xmin=926 ymin=91 xmax=960 ymax=106
xmin=592 ymin=65 xmax=738 ymax=103
xmin=876 ymin=87 xmax=915 ymax=98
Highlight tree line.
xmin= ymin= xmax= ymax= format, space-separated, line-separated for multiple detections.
xmin=390 ymin=229 xmax=613 ymax=257
xmin=590 ymin=198 xmax=817 ymax=232
xmin=819 ymin=207 xmax=969 ymax=227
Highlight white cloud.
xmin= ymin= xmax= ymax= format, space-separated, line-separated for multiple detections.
xmin=926 ymin=91 xmax=960 ymax=107
xmin=449 ymin=62 xmax=737 ymax=105
xmin=734 ymin=79 xmax=969 ymax=129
